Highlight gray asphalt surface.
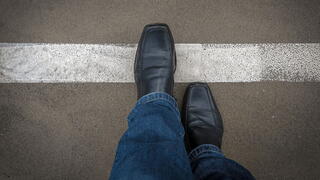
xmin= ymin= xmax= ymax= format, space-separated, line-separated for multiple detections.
xmin=0 ymin=0 xmax=320 ymax=179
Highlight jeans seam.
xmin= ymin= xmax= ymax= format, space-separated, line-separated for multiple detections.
xmin=140 ymin=97 xmax=175 ymax=105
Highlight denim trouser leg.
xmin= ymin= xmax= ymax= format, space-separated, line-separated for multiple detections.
xmin=109 ymin=92 xmax=194 ymax=180
xmin=109 ymin=92 xmax=255 ymax=180
xmin=189 ymin=144 xmax=255 ymax=180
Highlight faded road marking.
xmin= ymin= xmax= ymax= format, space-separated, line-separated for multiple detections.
xmin=0 ymin=43 xmax=319 ymax=82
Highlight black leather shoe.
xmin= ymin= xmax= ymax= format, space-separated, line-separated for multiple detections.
xmin=182 ymin=83 xmax=224 ymax=152
xmin=134 ymin=23 xmax=176 ymax=99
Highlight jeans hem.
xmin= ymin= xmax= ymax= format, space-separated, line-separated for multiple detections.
xmin=189 ymin=144 xmax=224 ymax=161
xmin=128 ymin=92 xmax=180 ymax=120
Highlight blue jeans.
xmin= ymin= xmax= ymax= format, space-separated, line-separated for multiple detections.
xmin=109 ymin=92 xmax=255 ymax=180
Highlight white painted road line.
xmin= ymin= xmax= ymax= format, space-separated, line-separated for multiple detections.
xmin=0 ymin=43 xmax=319 ymax=82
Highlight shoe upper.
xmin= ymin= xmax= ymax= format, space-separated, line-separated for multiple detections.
xmin=134 ymin=23 xmax=176 ymax=98
xmin=182 ymin=83 xmax=224 ymax=151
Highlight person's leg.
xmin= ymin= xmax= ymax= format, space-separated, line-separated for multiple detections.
xmin=182 ymin=83 xmax=255 ymax=180
xmin=110 ymin=24 xmax=193 ymax=179
xmin=189 ymin=144 xmax=254 ymax=180
xmin=109 ymin=92 xmax=193 ymax=180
